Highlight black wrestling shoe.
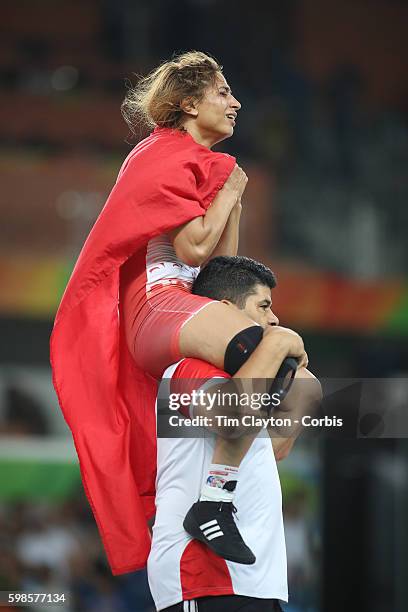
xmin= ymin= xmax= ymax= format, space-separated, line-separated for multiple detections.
xmin=183 ymin=500 xmax=256 ymax=565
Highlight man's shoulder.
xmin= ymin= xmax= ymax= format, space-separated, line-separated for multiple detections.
xmin=160 ymin=359 xmax=230 ymax=417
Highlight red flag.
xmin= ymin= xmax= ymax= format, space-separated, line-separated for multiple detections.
xmin=50 ymin=127 xmax=235 ymax=574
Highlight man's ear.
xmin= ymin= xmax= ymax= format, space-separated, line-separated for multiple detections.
xmin=220 ymin=299 xmax=233 ymax=306
xmin=180 ymin=97 xmax=199 ymax=117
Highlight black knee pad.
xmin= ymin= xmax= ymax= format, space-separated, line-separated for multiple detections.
xmin=224 ymin=325 xmax=264 ymax=375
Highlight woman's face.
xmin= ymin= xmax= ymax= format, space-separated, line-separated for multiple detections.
xmin=185 ymin=73 xmax=241 ymax=147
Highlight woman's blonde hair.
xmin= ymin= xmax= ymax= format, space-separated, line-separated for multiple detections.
xmin=121 ymin=51 xmax=222 ymax=133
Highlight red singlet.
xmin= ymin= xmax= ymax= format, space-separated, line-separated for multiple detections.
xmin=119 ymin=234 xmax=214 ymax=379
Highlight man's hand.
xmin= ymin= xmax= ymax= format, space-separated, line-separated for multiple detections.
xmin=263 ymin=325 xmax=307 ymax=364
xmin=297 ymin=351 xmax=309 ymax=369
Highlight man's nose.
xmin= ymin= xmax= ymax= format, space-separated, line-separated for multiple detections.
xmin=268 ymin=311 xmax=279 ymax=326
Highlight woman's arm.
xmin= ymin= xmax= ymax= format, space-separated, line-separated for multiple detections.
xmin=207 ymin=198 xmax=242 ymax=259
xmin=168 ymin=165 xmax=247 ymax=266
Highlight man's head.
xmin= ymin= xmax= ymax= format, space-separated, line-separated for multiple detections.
xmin=192 ymin=256 xmax=279 ymax=329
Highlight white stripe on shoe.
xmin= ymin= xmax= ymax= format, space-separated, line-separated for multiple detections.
xmin=199 ymin=519 xmax=218 ymax=530
xmin=206 ymin=530 xmax=224 ymax=540
xmin=202 ymin=524 xmax=222 ymax=536
xmin=199 ymin=518 xmax=224 ymax=540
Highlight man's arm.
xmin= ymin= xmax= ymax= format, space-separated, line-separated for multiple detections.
xmin=174 ymin=329 xmax=311 ymax=471
xmin=272 ymin=437 xmax=295 ymax=462
xmin=269 ymin=367 xmax=322 ymax=460
xmin=188 ymin=326 xmax=307 ymax=471
xmin=191 ymin=326 xmax=305 ymax=432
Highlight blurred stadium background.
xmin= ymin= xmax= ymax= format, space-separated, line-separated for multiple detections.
xmin=1 ymin=1 xmax=408 ymax=611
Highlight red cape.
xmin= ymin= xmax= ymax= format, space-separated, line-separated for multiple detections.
xmin=50 ymin=127 xmax=235 ymax=574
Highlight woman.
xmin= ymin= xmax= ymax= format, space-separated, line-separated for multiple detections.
xmin=119 ymin=51 xmax=252 ymax=380
xmin=51 ymin=51 xmax=304 ymax=574
xmin=119 ymin=51 xmax=304 ymax=563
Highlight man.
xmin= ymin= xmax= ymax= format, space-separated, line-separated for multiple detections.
xmin=148 ymin=256 xmax=321 ymax=611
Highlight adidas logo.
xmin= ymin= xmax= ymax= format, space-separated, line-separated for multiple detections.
xmin=199 ymin=519 xmax=224 ymax=541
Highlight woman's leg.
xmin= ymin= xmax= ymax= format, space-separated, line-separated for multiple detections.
xmin=179 ymin=302 xmax=271 ymax=525
xmin=137 ymin=294 xmax=277 ymax=563
xmin=126 ymin=290 xmax=260 ymax=381
xmin=179 ymin=301 xmax=265 ymax=470
xmin=179 ymin=301 xmax=259 ymax=369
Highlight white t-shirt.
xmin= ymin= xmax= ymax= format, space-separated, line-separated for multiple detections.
xmin=147 ymin=358 xmax=288 ymax=611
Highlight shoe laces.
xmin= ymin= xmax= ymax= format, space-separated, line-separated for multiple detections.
xmin=218 ymin=501 xmax=239 ymax=520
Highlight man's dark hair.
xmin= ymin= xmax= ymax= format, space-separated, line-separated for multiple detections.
xmin=192 ymin=256 xmax=276 ymax=308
